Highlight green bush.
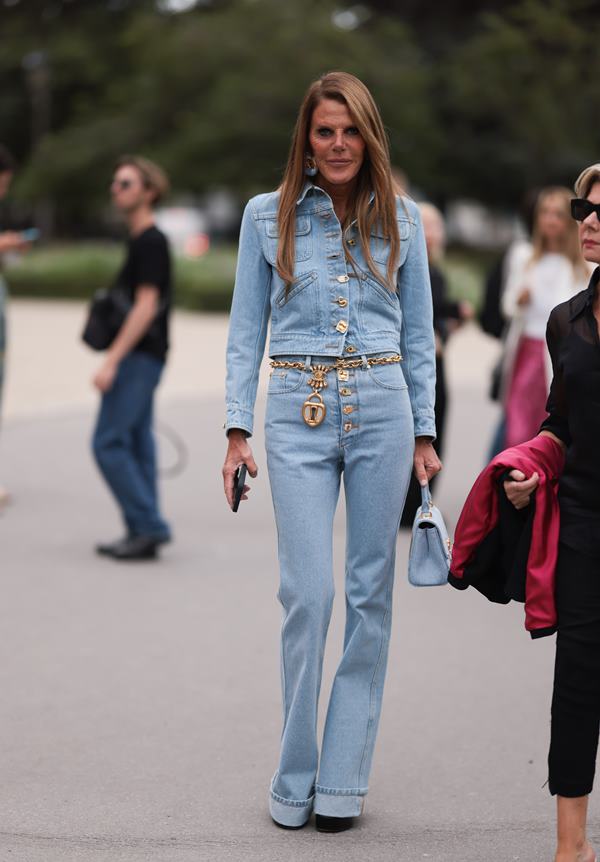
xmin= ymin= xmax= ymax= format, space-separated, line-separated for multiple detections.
xmin=5 ymin=241 xmax=489 ymax=313
xmin=5 ymin=242 xmax=238 ymax=312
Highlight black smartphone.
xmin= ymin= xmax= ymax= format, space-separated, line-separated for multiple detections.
xmin=232 ymin=464 xmax=247 ymax=513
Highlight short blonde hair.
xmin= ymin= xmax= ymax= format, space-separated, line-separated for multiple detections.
xmin=115 ymin=155 xmax=170 ymax=204
xmin=574 ymin=163 xmax=600 ymax=199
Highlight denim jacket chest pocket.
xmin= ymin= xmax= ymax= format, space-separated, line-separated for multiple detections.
xmin=263 ymin=215 xmax=313 ymax=265
xmin=261 ymin=215 xmax=321 ymax=331
xmin=362 ymin=217 xmax=412 ymax=268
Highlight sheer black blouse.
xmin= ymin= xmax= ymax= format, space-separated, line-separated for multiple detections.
xmin=541 ymin=266 xmax=600 ymax=556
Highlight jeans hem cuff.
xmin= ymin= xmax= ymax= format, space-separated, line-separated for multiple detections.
xmin=314 ymin=787 xmax=366 ymax=817
xmin=269 ymin=794 xmax=314 ymax=827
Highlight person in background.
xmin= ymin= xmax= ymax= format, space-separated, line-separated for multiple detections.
xmin=500 ymin=187 xmax=590 ymax=450
xmin=481 ymin=190 xmax=537 ymax=458
xmin=0 ymin=144 xmax=31 ymax=509
xmin=504 ymin=164 xmax=600 ymax=862
xmin=92 ymin=155 xmax=172 ymax=561
xmin=400 ymin=201 xmax=473 ymax=526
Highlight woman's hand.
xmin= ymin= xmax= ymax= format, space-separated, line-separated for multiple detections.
xmin=517 ymin=287 xmax=531 ymax=307
xmin=413 ymin=437 xmax=442 ymax=486
xmin=503 ymin=469 xmax=539 ymax=509
xmin=223 ymin=429 xmax=258 ymax=509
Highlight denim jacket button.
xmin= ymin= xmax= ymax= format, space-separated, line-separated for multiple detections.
xmin=337 ymin=275 xmax=349 ymax=283
xmin=345 ymin=345 xmax=357 ymax=353
xmin=336 ymin=297 xmax=348 ymax=307
xmin=335 ymin=321 xmax=348 ymax=333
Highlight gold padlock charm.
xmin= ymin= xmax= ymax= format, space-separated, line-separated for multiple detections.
xmin=302 ymin=392 xmax=326 ymax=427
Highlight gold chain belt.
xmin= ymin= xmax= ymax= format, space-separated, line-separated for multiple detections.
xmin=269 ymin=353 xmax=402 ymax=428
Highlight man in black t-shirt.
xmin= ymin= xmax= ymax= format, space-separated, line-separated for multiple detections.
xmin=92 ymin=156 xmax=172 ymax=560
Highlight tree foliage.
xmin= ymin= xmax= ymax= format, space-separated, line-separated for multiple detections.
xmin=0 ymin=0 xmax=598 ymax=231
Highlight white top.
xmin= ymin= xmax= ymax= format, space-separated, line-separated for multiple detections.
xmin=502 ymin=250 xmax=590 ymax=340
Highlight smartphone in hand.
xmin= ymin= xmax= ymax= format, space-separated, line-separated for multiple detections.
xmin=232 ymin=464 xmax=247 ymax=513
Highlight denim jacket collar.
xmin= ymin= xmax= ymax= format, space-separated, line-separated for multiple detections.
xmin=296 ymin=180 xmax=375 ymax=208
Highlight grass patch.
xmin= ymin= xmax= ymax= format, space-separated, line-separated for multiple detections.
xmin=5 ymin=241 xmax=237 ymax=312
xmin=5 ymin=241 xmax=496 ymax=313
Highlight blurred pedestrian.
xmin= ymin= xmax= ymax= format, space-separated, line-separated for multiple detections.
xmin=222 ymin=71 xmax=440 ymax=833
xmin=481 ymin=191 xmax=537 ymax=458
xmin=0 ymin=144 xmax=32 ymax=508
xmin=401 ymin=202 xmax=473 ymax=525
xmin=504 ymin=163 xmax=600 ymax=862
xmin=92 ymin=156 xmax=172 ymax=560
xmin=500 ymin=187 xmax=590 ymax=449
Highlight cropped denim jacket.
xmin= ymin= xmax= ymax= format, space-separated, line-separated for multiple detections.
xmin=225 ymin=182 xmax=436 ymax=438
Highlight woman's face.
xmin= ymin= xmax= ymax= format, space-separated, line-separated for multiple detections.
xmin=308 ymin=98 xmax=366 ymax=190
xmin=536 ymin=193 xmax=570 ymax=243
xmin=421 ymin=208 xmax=445 ymax=261
xmin=579 ymin=181 xmax=600 ymax=265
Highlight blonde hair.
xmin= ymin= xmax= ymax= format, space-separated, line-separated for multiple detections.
xmin=417 ymin=202 xmax=445 ymax=263
xmin=115 ymin=155 xmax=170 ymax=205
xmin=574 ymin=163 xmax=600 ymax=199
xmin=277 ymin=71 xmax=399 ymax=290
xmin=530 ymin=186 xmax=586 ymax=278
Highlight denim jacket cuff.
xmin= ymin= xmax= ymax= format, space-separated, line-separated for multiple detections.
xmin=225 ymin=405 xmax=254 ymax=438
xmin=413 ymin=413 xmax=436 ymax=441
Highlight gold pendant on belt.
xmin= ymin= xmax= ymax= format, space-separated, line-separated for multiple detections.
xmin=307 ymin=365 xmax=329 ymax=391
xmin=302 ymin=391 xmax=326 ymax=427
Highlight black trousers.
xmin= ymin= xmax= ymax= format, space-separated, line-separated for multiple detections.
xmin=549 ymin=542 xmax=600 ymax=797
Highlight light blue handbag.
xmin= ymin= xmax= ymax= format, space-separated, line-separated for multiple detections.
xmin=408 ymin=483 xmax=452 ymax=587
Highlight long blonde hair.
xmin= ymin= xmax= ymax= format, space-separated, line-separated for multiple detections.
xmin=277 ymin=71 xmax=399 ymax=290
xmin=530 ymin=186 xmax=587 ymax=278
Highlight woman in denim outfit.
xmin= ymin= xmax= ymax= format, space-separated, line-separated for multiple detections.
xmin=223 ymin=72 xmax=440 ymax=833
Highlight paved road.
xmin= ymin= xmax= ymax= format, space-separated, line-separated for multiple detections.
xmin=0 ymin=303 xmax=594 ymax=861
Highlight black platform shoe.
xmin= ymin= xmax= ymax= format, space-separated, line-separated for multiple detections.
xmin=271 ymin=817 xmax=306 ymax=830
xmin=315 ymin=814 xmax=354 ymax=833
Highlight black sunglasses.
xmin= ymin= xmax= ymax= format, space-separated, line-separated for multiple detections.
xmin=571 ymin=198 xmax=600 ymax=222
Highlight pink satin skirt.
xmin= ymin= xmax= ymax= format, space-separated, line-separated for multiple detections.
xmin=505 ymin=335 xmax=548 ymax=449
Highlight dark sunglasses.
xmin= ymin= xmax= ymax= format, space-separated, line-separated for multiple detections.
xmin=571 ymin=198 xmax=600 ymax=222
xmin=111 ymin=178 xmax=133 ymax=191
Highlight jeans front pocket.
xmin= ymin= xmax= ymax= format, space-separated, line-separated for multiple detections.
xmin=367 ymin=361 xmax=407 ymax=390
xmin=268 ymin=366 xmax=307 ymax=395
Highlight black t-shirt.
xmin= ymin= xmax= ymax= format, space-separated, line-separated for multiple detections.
xmin=540 ymin=266 xmax=600 ymax=556
xmin=114 ymin=225 xmax=171 ymax=361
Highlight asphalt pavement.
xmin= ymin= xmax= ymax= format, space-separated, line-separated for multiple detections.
xmin=0 ymin=302 xmax=595 ymax=861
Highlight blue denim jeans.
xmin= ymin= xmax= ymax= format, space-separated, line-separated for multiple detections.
xmin=92 ymin=351 xmax=170 ymax=540
xmin=265 ymin=354 xmax=415 ymax=825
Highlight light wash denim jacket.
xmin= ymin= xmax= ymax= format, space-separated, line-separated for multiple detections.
xmin=225 ymin=182 xmax=436 ymax=438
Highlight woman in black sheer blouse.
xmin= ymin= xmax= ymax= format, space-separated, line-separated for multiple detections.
xmin=505 ymin=163 xmax=600 ymax=862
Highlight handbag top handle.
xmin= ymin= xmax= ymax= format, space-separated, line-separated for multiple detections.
xmin=420 ymin=482 xmax=433 ymax=517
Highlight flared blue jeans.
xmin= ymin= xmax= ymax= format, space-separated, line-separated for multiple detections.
xmin=265 ymin=354 xmax=414 ymax=825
